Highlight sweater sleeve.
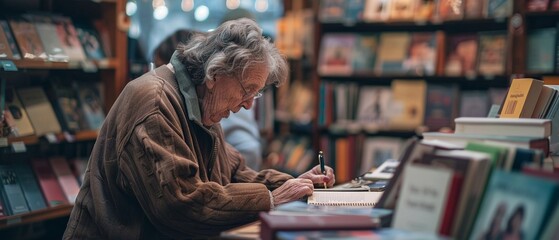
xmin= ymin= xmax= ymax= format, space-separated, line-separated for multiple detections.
xmin=120 ymin=113 xmax=271 ymax=238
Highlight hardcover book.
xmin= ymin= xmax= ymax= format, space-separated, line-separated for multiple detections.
xmin=499 ymin=78 xmax=543 ymax=118
xmin=12 ymin=160 xmax=47 ymax=211
xmin=31 ymin=14 xmax=69 ymax=62
xmin=75 ymin=81 xmax=105 ymax=130
xmin=48 ymin=78 xmax=86 ymax=132
xmin=74 ymin=21 xmax=106 ymax=60
xmin=388 ymin=0 xmax=417 ymax=20
xmin=526 ymin=28 xmax=556 ymax=73
xmin=455 ymin=117 xmax=551 ymax=138
xmin=30 ymin=158 xmax=68 ymax=207
xmin=352 ymin=34 xmax=378 ymax=75
xmin=360 ymin=137 xmax=402 ymax=173
xmin=5 ymin=88 xmax=35 ymax=137
xmin=9 ymin=16 xmax=48 ymax=60
xmin=465 ymin=0 xmax=484 ymax=18
xmin=0 ymin=163 xmax=30 ymax=215
xmin=469 ymin=170 xmax=558 ymax=240
xmin=48 ymin=157 xmax=80 ymax=204
xmin=423 ymin=84 xmax=459 ymax=131
xmin=0 ymin=20 xmax=21 ymax=59
xmin=318 ymin=34 xmax=355 ymax=76
xmin=319 ymin=0 xmax=346 ymax=23
xmin=403 ymin=32 xmax=437 ymax=76
xmin=17 ymin=86 xmax=62 ymax=136
xmin=436 ymin=0 xmax=464 ymax=20
xmin=389 ymin=80 xmax=427 ymax=130
xmin=477 ymin=31 xmax=507 ymax=76
xmin=52 ymin=16 xmax=86 ymax=61
xmin=445 ymin=34 xmax=478 ymax=76
xmin=356 ymin=86 xmax=392 ymax=130
xmin=363 ymin=0 xmax=390 ymax=22
xmin=375 ymin=33 xmax=411 ymax=74
xmin=486 ymin=0 xmax=513 ymax=18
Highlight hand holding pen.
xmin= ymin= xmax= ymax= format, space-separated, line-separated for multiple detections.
xmin=297 ymin=150 xmax=335 ymax=188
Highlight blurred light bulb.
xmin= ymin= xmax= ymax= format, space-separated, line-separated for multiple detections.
xmin=194 ymin=5 xmax=209 ymax=22
xmin=181 ymin=0 xmax=194 ymax=12
xmin=226 ymin=0 xmax=240 ymax=10
xmin=153 ymin=5 xmax=168 ymax=20
xmin=126 ymin=1 xmax=137 ymax=16
xmin=255 ymin=0 xmax=268 ymax=12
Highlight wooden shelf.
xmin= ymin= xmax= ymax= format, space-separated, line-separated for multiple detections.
xmin=8 ymin=59 xmax=118 ymax=70
xmin=6 ymin=130 xmax=98 ymax=146
xmin=0 ymin=204 xmax=73 ymax=230
xmin=320 ymin=18 xmax=509 ymax=33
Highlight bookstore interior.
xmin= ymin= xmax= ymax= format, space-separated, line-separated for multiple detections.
xmin=0 ymin=0 xmax=558 ymax=239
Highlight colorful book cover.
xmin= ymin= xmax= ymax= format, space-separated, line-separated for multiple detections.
xmin=49 ymin=157 xmax=80 ymax=204
xmin=0 ymin=163 xmax=30 ymax=215
xmin=52 ymin=16 xmax=86 ymax=61
xmin=356 ymin=86 xmax=392 ymax=129
xmin=12 ymin=160 xmax=47 ymax=211
xmin=389 ymin=80 xmax=427 ymax=130
xmin=477 ymin=31 xmax=507 ymax=76
xmin=5 ymin=88 xmax=35 ymax=137
xmin=29 ymin=14 xmax=69 ymax=62
xmin=486 ymin=0 xmax=512 ymax=18
xmin=48 ymin=78 xmax=86 ymax=132
xmin=526 ymin=0 xmax=551 ymax=11
xmin=363 ymin=0 xmax=390 ymax=22
xmin=437 ymin=0 xmax=464 ymax=20
xmin=388 ymin=0 xmax=417 ymax=20
xmin=526 ymin=27 xmax=556 ymax=73
xmin=360 ymin=137 xmax=402 ymax=172
xmin=0 ymin=20 xmax=18 ymax=59
xmin=345 ymin=0 xmax=366 ymax=23
xmin=445 ymin=34 xmax=478 ymax=76
xmin=75 ymin=81 xmax=105 ymax=130
xmin=423 ymin=84 xmax=459 ymax=131
xmin=8 ymin=16 xmax=48 ymax=60
xmin=415 ymin=0 xmax=436 ymax=21
xmin=465 ymin=0 xmax=485 ymax=18
xmin=499 ymin=78 xmax=543 ymax=118
xmin=319 ymin=0 xmax=346 ymax=23
xmin=469 ymin=170 xmax=558 ymax=240
xmin=17 ymin=86 xmax=62 ymax=136
xmin=376 ymin=32 xmax=411 ymax=74
xmin=74 ymin=21 xmax=106 ymax=60
xmin=403 ymin=32 xmax=437 ymax=76
xmin=30 ymin=158 xmax=69 ymax=207
xmin=0 ymin=20 xmax=21 ymax=59
xmin=352 ymin=34 xmax=378 ymax=75
xmin=318 ymin=34 xmax=355 ymax=76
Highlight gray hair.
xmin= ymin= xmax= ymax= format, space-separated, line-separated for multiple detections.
xmin=176 ymin=18 xmax=288 ymax=87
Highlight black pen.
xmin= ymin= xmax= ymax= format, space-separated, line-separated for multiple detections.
xmin=318 ymin=151 xmax=327 ymax=189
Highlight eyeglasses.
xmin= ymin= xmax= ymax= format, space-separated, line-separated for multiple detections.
xmin=234 ymin=77 xmax=267 ymax=100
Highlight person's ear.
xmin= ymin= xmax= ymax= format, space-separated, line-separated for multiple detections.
xmin=205 ymin=75 xmax=216 ymax=90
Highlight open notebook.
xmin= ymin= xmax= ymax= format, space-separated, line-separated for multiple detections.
xmin=307 ymin=190 xmax=383 ymax=207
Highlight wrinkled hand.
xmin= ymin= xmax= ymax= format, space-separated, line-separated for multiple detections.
xmin=272 ymin=178 xmax=314 ymax=206
xmin=298 ymin=165 xmax=335 ymax=188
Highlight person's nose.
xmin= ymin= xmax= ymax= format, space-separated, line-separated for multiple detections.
xmin=241 ymin=99 xmax=254 ymax=109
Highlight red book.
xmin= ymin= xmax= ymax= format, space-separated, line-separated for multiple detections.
xmin=438 ymin=173 xmax=464 ymax=236
xmin=259 ymin=212 xmax=380 ymax=240
xmin=30 ymin=158 xmax=69 ymax=207
xmin=49 ymin=157 xmax=81 ymax=204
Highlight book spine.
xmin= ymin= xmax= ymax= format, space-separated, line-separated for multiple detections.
xmin=0 ymin=164 xmax=30 ymax=215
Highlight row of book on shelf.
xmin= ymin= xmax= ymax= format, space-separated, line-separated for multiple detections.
xmin=258 ymin=115 xmax=559 ymax=239
xmin=319 ymin=27 xmax=559 ymax=77
xmin=0 ymin=151 xmax=90 ymax=217
xmin=319 ymin=0 xmax=518 ymax=24
xmin=319 ymin=79 xmax=507 ymax=132
xmin=2 ymin=79 xmax=105 ymax=138
xmin=0 ymin=13 xmax=109 ymax=62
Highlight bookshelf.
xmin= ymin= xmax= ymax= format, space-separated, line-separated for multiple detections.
xmin=309 ymin=0 xmax=559 ymax=183
xmin=0 ymin=0 xmax=127 ymax=233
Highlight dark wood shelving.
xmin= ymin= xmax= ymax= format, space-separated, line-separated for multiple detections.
xmin=320 ymin=18 xmax=509 ymax=33
xmin=5 ymin=130 xmax=99 ymax=146
xmin=9 ymin=58 xmax=119 ymax=70
xmin=0 ymin=204 xmax=73 ymax=230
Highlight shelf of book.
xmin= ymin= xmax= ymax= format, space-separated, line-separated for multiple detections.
xmin=0 ymin=204 xmax=73 ymax=230
xmin=320 ymin=18 xmax=509 ymax=33
xmin=8 ymin=58 xmax=119 ymax=70
xmin=5 ymin=130 xmax=98 ymax=146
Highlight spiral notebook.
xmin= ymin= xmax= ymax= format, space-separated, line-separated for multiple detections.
xmin=307 ymin=190 xmax=383 ymax=207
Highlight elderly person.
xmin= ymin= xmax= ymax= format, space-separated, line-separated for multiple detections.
xmin=63 ymin=18 xmax=335 ymax=239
